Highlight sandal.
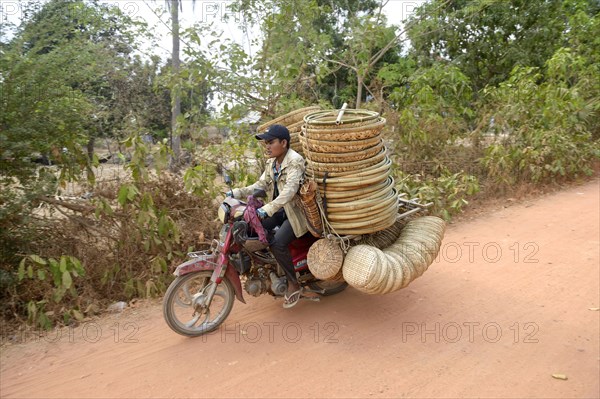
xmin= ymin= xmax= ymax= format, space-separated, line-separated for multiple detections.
xmin=283 ymin=289 xmax=302 ymax=309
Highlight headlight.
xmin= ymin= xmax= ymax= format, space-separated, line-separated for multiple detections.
xmin=217 ymin=203 xmax=230 ymax=224
xmin=233 ymin=207 xmax=245 ymax=220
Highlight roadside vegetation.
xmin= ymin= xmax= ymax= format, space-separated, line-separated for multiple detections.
xmin=1 ymin=0 xmax=598 ymax=334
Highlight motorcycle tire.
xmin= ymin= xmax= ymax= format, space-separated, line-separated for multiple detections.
xmin=308 ymin=280 xmax=348 ymax=296
xmin=163 ymin=271 xmax=235 ymax=337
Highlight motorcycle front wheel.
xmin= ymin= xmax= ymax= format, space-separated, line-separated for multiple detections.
xmin=163 ymin=271 xmax=235 ymax=337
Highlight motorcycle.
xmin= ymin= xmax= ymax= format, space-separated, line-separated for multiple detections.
xmin=162 ymin=181 xmax=347 ymax=337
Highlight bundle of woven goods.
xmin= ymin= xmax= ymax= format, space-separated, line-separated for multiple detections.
xmin=257 ymin=106 xmax=321 ymax=158
xmin=256 ymin=106 xmax=446 ymax=295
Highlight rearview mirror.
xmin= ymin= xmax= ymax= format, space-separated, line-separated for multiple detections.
xmin=223 ymin=171 xmax=232 ymax=186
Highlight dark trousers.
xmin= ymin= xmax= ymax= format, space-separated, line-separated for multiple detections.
xmin=261 ymin=209 xmax=297 ymax=285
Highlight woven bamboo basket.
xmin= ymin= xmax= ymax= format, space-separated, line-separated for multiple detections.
xmin=258 ymin=106 xmax=321 ymax=132
xmin=341 ymin=245 xmax=382 ymax=291
xmin=297 ymin=180 xmax=323 ymax=238
xmin=303 ymin=118 xmax=386 ymax=141
xmin=327 ymin=196 xmax=397 ymax=224
xmin=325 ymin=187 xmax=397 ymax=213
xmin=328 ymin=202 xmax=398 ymax=235
xmin=307 ymin=157 xmax=392 ymax=179
xmin=329 ymin=215 xmax=398 ymax=235
xmin=316 ymin=171 xmax=390 ymax=191
xmin=304 ymin=109 xmax=380 ymax=127
xmin=305 ymin=140 xmax=383 ymax=164
xmin=287 ymin=120 xmax=305 ymax=133
xmin=354 ymin=219 xmax=405 ymax=249
xmin=307 ymin=149 xmax=387 ymax=173
xmin=341 ymin=216 xmax=446 ymax=294
xmin=317 ymin=177 xmax=393 ymax=201
xmin=363 ymin=249 xmax=390 ymax=293
xmin=382 ymin=249 xmax=412 ymax=290
xmin=300 ymin=132 xmax=382 ymax=154
xmin=307 ymin=239 xmax=345 ymax=280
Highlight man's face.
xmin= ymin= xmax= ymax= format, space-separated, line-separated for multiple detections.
xmin=265 ymin=138 xmax=287 ymax=158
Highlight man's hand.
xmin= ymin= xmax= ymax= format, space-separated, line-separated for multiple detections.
xmin=257 ymin=208 xmax=268 ymax=220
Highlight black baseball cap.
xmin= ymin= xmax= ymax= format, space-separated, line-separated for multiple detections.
xmin=255 ymin=124 xmax=290 ymax=142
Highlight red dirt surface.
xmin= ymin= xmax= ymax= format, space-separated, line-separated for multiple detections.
xmin=1 ymin=179 xmax=599 ymax=398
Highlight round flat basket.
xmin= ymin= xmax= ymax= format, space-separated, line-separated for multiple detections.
xmin=328 ymin=202 xmax=398 ymax=235
xmin=258 ymin=106 xmax=321 ymax=132
xmin=342 ymin=245 xmax=382 ymax=291
xmin=316 ymin=171 xmax=391 ymax=192
xmin=308 ymin=157 xmax=392 ymax=179
xmin=303 ymin=118 xmax=386 ymax=141
xmin=305 ymin=140 xmax=383 ymax=164
xmin=355 ymin=218 xmax=405 ymax=249
xmin=304 ymin=109 xmax=380 ymax=127
xmin=300 ymin=132 xmax=382 ymax=154
xmin=316 ymin=177 xmax=394 ymax=202
xmin=307 ymin=239 xmax=345 ymax=280
xmin=287 ymin=120 xmax=305 ymax=133
xmin=307 ymin=148 xmax=387 ymax=173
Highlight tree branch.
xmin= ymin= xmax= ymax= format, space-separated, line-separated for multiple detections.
xmin=324 ymin=58 xmax=357 ymax=72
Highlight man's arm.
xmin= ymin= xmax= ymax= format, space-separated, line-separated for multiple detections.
xmin=232 ymin=169 xmax=269 ymax=200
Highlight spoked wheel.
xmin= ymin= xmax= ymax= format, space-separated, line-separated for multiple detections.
xmin=163 ymin=271 xmax=235 ymax=337
xmin=308 ymin=279 xmax=348 ymax=296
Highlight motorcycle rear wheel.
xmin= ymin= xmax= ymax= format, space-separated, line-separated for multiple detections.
xmin=163 ymin=271 xmax=235 ymax=337
xmin=308 ymin=280 xmax=348 ymax=296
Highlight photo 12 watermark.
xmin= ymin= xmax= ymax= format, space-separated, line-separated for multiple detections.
xmin=0 ymin=1 xmax=140 ymax=21
xmin=200 ymin=321 xmax=340 ymax=344
xmin=18 ymin=321 xmax=140 ymax=344
xmin=434 ymin=241 xmax=540 ymax=264
xmin=401 ymin=321 xmax=540 ymax=344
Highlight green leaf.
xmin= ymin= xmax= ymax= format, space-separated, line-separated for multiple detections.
xmin=62 ymin=271 xmax=72 ymax=289
xmin=118 ymin=185 xmax=129 ymax=206
xmin=27 ymin=265 xmax=34 ymax=278
xmin=18 ymin=258 xmax=26 ymax=281
xmin=29 ymin=254 xmax=47 ymax=265
xmin=59 ymin=257 xmax=67 ymax=273
xmin=37 ymin=269 xmax=46 ymax=280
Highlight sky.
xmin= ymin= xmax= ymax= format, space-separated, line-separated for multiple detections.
xmin=1 ymin=0 xmax=427 ymax=59
xmin=0 ymin=0 xmax=426 ymax=111
xmin=139 ymin=0 xmax=428 ymax=59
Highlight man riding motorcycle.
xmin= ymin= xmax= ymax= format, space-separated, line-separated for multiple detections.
xmin=227 ymin=124 xmax=309 ymax=308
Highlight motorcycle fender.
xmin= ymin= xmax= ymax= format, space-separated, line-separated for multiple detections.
xmin=173 ymin=254 xmax=217 ymax=276
xmin=173 ymin=255 xmax=246 ymax=304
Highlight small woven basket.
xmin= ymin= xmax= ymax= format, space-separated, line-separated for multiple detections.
xmin=298 ymin=179 xmax=323 ymax=238
xmin=307 ymin=239 xmax=345 ymax=280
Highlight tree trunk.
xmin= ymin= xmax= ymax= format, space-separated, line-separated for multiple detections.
xmin=87 ymin=136 xmax=95 ymax=162
xmin=356 ymin=74 xmax=363 ymax=108
xmin=170 ymin=0 xmax=181 ymax=166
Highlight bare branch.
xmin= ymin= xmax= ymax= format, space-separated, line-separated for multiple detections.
xmin=324 ymin=58 xmax=357 ymax=72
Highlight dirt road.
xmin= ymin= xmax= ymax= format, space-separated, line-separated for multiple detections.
xmin=2 ymin=180 xmax=599 ymax=398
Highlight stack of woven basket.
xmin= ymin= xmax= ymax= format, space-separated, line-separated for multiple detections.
xmin=257 ymin=106 xmax=321 ymax=157
xmin=342 ymin=216 xmax=446 ymax=294
xmin=300 ymin=109 xmax=398 ymax=236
